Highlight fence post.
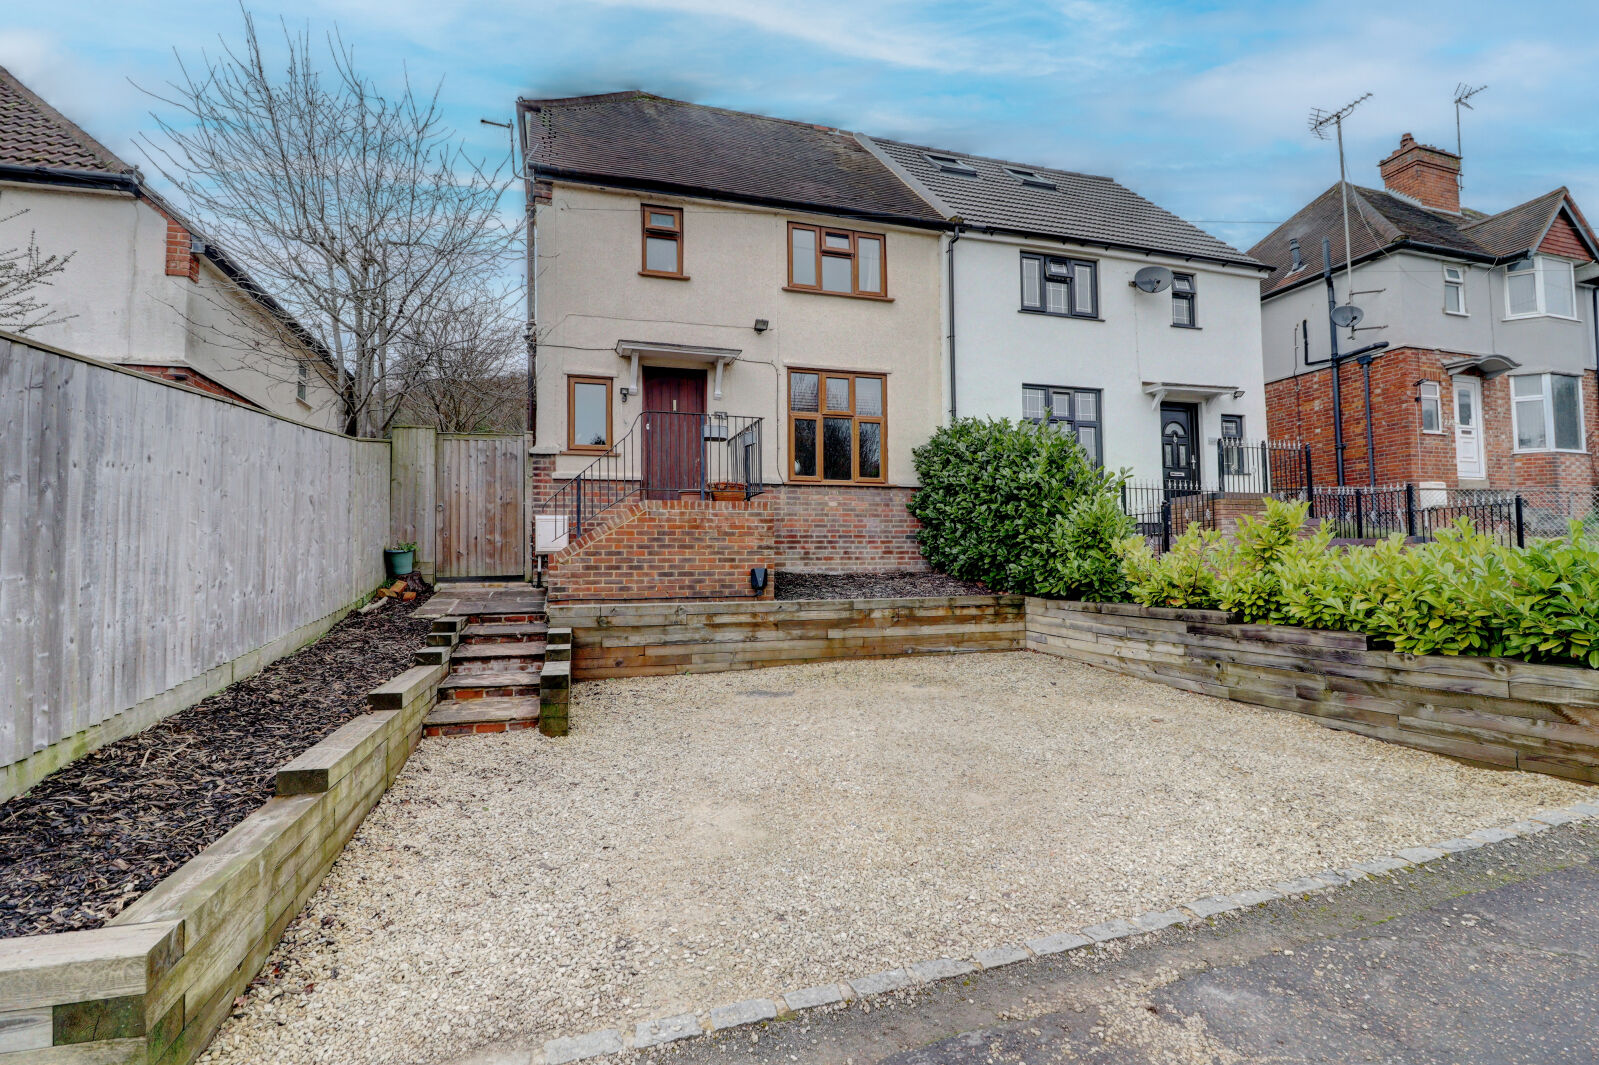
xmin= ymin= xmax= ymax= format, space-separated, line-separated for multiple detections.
xmin=1260 ymin=441 xmax=1270 ymax=494
xmin=1354 ymin=488 xmax=1364 ymax=540
xmin=1515 ymin=494 xmax=1525 ymax=548
xmin=1160 ymin=499 xmax=1172 ymax=554
xmin=1405 ymin=483 xmax=1416 ymax=539
xmin=575 ymin=474 xmax=584 ymax=538
xmin=1303 ymin=446 xmax=1314 ymax=516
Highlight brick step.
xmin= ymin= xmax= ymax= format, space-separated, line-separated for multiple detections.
xmin=465 ymin=611 xmax=546 ymax=626
xmin=422 ymin=697 xmax=541 ymax=737
xmin=461 ymin=622 xmax=549 ymax=644
xmin=437 ymin=670 xmax=543 ymax=701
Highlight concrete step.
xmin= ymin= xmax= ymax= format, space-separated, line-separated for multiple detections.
xmin=437 ymin=670 xmax=543 ymax=701
xmin=423 ymin=697 xmax=541 ymax=736
xmin=462 ymin=622 xmax=549 ymax=644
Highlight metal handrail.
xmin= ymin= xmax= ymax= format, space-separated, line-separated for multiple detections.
xmin=536 ymin=410 xmax=764 ymax=538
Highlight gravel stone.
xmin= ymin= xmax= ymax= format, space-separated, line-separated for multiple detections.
xmin=1082 ymin=918 xmax=1140 ymax=942
xmin=544 ymin=1029 xmax=623 ymax=1064
xmin=909 ymin=958 xmax=977 ymax=982
xmin=198 ymin=653 xmax=1583 ymax=1065
xmin=849 ymin=969 xmax=915 ymax=997
xmin=1352 ymin=856 xmax=1413 ymax=875
xmin=1432 ymin=837 xmax=1485 ymax=853
xmin=1025 ymin=932 xmax=1092 ymax=956
xmin=1131 ymin=909 xmax=1188 ymax=932
xmin=707 ymin=999 xmax=776 ymax=1031
xmin=1186 ymin=896 xmax=1242 ymax=918
xmin=1397 ymin=846 xmax=1449 ymax=863
xmin=633 ymin=1014 xmax=700 ymax=1048
xmin=972 ymin=945 xmax=1033 ymax=969
xmin=779 ymin=985 xmax=846 ymax=1011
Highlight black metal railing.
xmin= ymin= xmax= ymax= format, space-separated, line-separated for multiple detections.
xmin=1120 ymin=480 xmax=1212 ymax=553
xmin=1311 ymin=484 xmax=1523 ymax=547
xmin=1218 ymin=440 xmax=1313 ymax=498
xmin=537 ymin=411 xmax=764 ymax=538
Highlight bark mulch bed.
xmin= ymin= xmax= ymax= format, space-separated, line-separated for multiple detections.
xmin=0 ymin=590 xmax=432 ymax=939
xmin=775 ymin=571 xmax=992 ymax=601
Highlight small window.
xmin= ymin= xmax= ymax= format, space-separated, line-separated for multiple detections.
xmin=1512 ymin=373 xmax=1584 ymax=452
xmin=567 ymin=375 xmax=613 ymax=452
xmin=787 ymin=224 xmax=888 ymax=298
xmin=1419 ymin=380 xmax=1442 ymax=433
xmin=925 ymin=152 xmax=977 ymax=177
xmin=296 ymin=360 xmax=309 ymax=402
xmin=789 ymin=370 xmax=885 ymax=482
xmin=1022 ymin=384 xmax=1102 ymax=463
xmin=1020 ymin=253 xmax=1098 ymax=319
xmin=1172 ymin=273 xmax=1197 ymax=327
xmin=640 ymin=204 xmax=684 ymax=278
xmin=1443 ymin=265 xmax=1467 ymax=315
xmin=1220 ymin=414 xmax=1245 ymax=474
xmin=1003 ymin=166 xmax=1056 ymax=190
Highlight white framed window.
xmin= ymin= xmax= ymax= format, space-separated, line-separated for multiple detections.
xmin=1443 ymin=265 xmax=1467 ymax=315
xmin=1505 ymin=256 xmax=1577 ymax=320
xmin=1418 ymin=380 xmax=1442 ymax=433
xmin=296 ymin=360 xmax=309 ymax=403
xmin=1511 ymin=373 xmax=1584 ymax=452
xmin=1171 ymin=273 xmax=1197 ymax=327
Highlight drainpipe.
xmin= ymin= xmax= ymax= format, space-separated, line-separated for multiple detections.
xmin=946 ymin=222 xmax=963 ymax=423
xmin=1359 ymin=352 xmax=1377 ymax=486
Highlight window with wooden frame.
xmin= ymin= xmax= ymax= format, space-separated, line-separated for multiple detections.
xmin=567 ymin=375 xmax=613 ymax=452
xmin=1020 ymin=253 xmax=1097 ymax=318
xmin=788 ymin=370 xmax=886 ymax=482
xmin=787 ymin=224 xmax=887 ymax=298
xmin=640 ymin=205 xmax=685 ymax=278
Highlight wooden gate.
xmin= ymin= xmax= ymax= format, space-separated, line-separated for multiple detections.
xmin=435 ymin=434 xmax=525 ymax=579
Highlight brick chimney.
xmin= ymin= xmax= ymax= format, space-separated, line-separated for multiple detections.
xmin=1378 ymin=133 xmax=1461 ymax=214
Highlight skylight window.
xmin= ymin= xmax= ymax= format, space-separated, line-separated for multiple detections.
xmin=1004 ymin=166 xmax=1057 ymax=190
xmin=924 ymin=152 xmax=978 ymax=177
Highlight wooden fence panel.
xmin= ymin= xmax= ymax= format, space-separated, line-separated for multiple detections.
xmin=435 ymin=434 xmax=524 ymax=579
xmin=0 ymin=337 xmax=389 ymax=798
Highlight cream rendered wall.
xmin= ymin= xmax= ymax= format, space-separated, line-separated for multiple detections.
xmin=0 ymin=180 xmax=341 ymax=430
xmin=953 ymin=232 xmax=1267 ymax=484
xmin=534 ymin=182 xmax=945 ymax=486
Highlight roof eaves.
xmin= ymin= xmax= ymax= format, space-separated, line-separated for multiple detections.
xmin=966 ymin=222 xmax=1267 ymax=272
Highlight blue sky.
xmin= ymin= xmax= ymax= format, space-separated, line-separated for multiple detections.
xmin=4 ymin=0 xmax=1597 ymax=253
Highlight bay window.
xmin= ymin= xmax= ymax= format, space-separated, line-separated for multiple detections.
xmin=789 ymin=370 xmax=886 ymax=482
xmin=1505 ymin=256 xmax=1576 ymax=319
xmin=1511 ymin=373 xmax=1583 ymax=452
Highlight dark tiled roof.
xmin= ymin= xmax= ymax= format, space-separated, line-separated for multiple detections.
xmin=1251 ymin=182 xmax=1595 ymax=298
xmin=520 ymin=92 xmax=945 ymax=227
xmin=0 ymin=65 xmax=129 ymax=173
xmin=870 ymin=137 xmax=1261 ymax=268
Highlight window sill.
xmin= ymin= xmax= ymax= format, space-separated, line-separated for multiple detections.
xmin=1170 ymin=323 xmax=1201 ymax=330
xmin=1018 ymin=308 xmax=1102 ymax=321
xmin=564 ymin=447 xmax=614 ymax=456
xmin=1503 ymin=313 xmax=1580 ymax=322
xmin=1421 ymin=429 xmax=1446 ymax=435
xmin=1444 ymin=310 xmax=1469 ymax=317
xmin=786 ymin=476 xmax=890 ymax=487
xmin=296 ymin=398 xmax=313 ymax=410
xmin=782 ymin=286 xmax=893 ymax=303
xmin=639 ymin=270 xmax=690 ymax=281
xmin=1511 ymin=448 xmax=1588 ymax=456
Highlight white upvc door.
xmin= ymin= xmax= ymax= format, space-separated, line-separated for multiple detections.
xmin=1454 ymin=376 xmax=1484 ymax=479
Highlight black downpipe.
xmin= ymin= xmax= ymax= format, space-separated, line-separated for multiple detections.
xmin=1359 ymin=352 xmax=1377 ymax=486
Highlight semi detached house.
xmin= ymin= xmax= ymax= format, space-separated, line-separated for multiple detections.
xmin=520 ymin=92 xmax=1268 ymax=602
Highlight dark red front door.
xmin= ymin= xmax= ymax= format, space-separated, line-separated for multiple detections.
xmin=642 ymin=367 xmax=707 ymax=499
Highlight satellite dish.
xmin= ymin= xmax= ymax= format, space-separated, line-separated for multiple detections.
xmin=1330 ymin=304 xmax=1364 ymax=329
xmin=1133 ymin=266 xmax=1174 ymax=293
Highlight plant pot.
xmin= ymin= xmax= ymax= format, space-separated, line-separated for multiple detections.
xmin=710 ymin=490 xmax=745 ymax=502
xmin=384 ymin=548 xmax=415 ymax=578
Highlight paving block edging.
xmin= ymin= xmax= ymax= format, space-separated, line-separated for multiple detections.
xmin=0 ymin=660 xmax=447 ymax=1065
xmin=539 ymin=799 xmax=1599 ymax=1064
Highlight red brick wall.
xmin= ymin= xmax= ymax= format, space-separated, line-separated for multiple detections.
xmin=766 ymin=483 xmax=927 ymax=573
xmin=163 ymin=217 xmax=199 ymax=281
xmin=546 ymin=499 xmax=776 ymax=603
xmin=1267 ymin=352 xmax=1599 ymax=490
xmin=119 ymin=364 xmax=259 ymax=406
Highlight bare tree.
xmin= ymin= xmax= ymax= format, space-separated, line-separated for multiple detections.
xmin=0 ymin=196 xmax=75 ymax=335
xmin=392 ymin=286 xmax=526 ymax=433
xmin=138 ymin=10 xmax=513 ymax=435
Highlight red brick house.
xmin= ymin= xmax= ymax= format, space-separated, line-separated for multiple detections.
xmin=1252 ymin=134 xmax=1599 ymax=496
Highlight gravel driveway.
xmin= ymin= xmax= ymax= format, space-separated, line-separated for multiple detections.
xmin=200 ymin=652 xmax=1587 ymax=1065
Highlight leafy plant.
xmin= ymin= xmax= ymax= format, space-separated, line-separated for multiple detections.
xmin=389 ymin=541 xmax=418 ymax=552
xmin=909 ymin=417 xmax=1130 ymax=597
xmin=1499 ymin=524 xmax=1599 ymax=667
xmin=1117 ymin=523 xmax=1225 ymax=609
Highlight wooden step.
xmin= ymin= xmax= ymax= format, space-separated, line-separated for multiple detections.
xmin=437 ymin=670 xmax=542 ymax=700
xmin=452 ymin=640 xmax=546 ymax=660
xmin=423 ymin=697 xmax=541 ymax=736
xmin=461 ymin=622 xmax=549 ymax=643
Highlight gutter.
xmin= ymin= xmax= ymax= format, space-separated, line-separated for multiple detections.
xmin=0 ymin=162 xmax=140 ymax=193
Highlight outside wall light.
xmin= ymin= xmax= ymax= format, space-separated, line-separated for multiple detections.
xmin=749 ymin=566 xmax=769 ymax=593
xmin=753 ymin=319 xmax=770 ymax=333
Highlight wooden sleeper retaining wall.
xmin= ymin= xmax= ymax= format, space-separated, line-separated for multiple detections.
xmin=1027 ymin=598 xmax=1599 ymax=783
xmin=0 ymin=662 xmax=446 ymax=1064
xmin=554 ymin=595 xmax=1025 ymax=679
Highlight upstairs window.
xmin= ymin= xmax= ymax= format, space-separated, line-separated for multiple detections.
xmin=640 ymin=205 xmax=684 ymax=278
xmin=1022 ymin=385 xmax=1102 ymax=463
xmin=1512 ymin=373 xmax=1583 ymax=452
xmin=789 ymin=370 xmax=886 ymax=482
xmin=1020 ymin=254 xmax=1097 ymax=318
xmin=296 ymin=360 xmax=309 ymax=403
xmin=788 ymin=224 xmax=886 ymax=298
xmin=1505 ymin=256 xmax=1576 ymax=319
xmin=1443 ymin=265 xmax=1467 ymax=315
xmin=1171 ymin=273 xmax=1197 ymax=327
